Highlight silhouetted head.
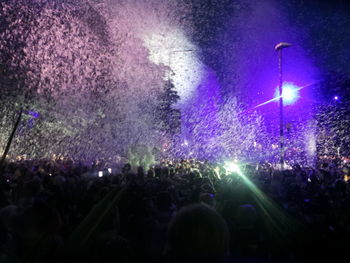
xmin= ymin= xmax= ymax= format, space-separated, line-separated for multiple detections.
xmin=122 ymin=163 xmax=131 ymax=173
xmin=165 ymin=204 xmax=229 ymax=263
xmin=147 ymin=168 xmax=155 ymax=178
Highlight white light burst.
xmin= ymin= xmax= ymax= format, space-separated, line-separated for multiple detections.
xmin=143 ymin=27 xmax=203 ymax=103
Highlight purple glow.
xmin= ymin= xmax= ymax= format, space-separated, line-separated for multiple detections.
xmin=334 ymin=96 xmax=339 ymax=100
xmin=274 ymin=83 xmax=300 ymax=105
xmin=28 ymin=111 xmax=40 ymax=118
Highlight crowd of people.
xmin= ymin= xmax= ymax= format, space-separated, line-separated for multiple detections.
xmin=0 ymin=157 xmax=349 ymax=263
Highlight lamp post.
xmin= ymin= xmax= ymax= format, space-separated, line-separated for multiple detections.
xmin=0 ymin=108 xmax=23 ymax=173
xmin=274 ymin=42 xmax=292 ymax=169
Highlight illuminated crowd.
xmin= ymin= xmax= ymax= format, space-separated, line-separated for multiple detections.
xmin=0 ymin=158 xmax=349 ymax=263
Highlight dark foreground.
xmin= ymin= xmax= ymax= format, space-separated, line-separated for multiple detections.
xmin=0 ymin=159 xmax=349 ymax=263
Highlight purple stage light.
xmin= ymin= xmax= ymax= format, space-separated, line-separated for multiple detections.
xmin=28 ymin=111 xmax=40 ymax=118
xmin=274 ymin=82 xmax=300 ymax=105
xmin=334 ymin=96 xmax=339 ymax=100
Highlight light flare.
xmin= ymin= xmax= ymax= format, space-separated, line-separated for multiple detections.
xmin=223 ymin=160 xmax=299 ymax=236
xmin=274 ymin=82 xmax=301 ymax=105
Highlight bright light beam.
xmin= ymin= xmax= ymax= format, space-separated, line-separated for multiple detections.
xmin=223 ymin=161 xmax=299 ymax=237
xmin=274 ymin=82 xmax=300 ymax=105
xmin=143 ymin=28 xmax=203 ymax=104
xmin=254 ymin=96 xmax=280 ymax=108
xmin=223 ymin=161 xmax=241 ymax=174
xmin=254 ymin=82 xmax=314 ymax=109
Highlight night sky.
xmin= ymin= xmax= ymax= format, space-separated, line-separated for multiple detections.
xmin=190 ymin=0 xmax=350 ymax=96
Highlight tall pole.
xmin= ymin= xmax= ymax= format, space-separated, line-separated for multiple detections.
xmin=275 ymin=42 xmax=292 ymax=169
xmin=0 ymin=108 xmax=23 ymax=173
xmin=278 ymin=49 xmax=284 ymax=169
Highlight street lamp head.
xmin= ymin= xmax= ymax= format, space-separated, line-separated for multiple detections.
xmin=274 ymin=42 xmax=292 ymax=51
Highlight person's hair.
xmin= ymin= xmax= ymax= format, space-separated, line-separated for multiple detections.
xmin=165 ymin=204 xmax=229 ymax=263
